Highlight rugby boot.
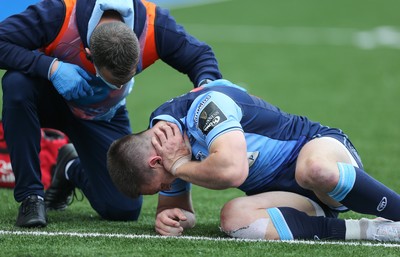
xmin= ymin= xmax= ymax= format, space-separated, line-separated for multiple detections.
xmin=371 ymin=219 xmax=400 ymax=242
xmin=45 ymin=143 xmax=77 ymax=210
xmin=15 ymin=195 xmax=47 ymax=228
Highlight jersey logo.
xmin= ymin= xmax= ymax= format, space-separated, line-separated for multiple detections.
xmin=195 ymin=151 xmax=207 ymax=161
xmin=198 ymin=102 xmax=227 ymax=135
xmin=247 ymin=151 xmax=259 ymax=167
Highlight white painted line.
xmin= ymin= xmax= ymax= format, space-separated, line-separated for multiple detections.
xmin=1 ymin=230 xmax=400 ymax=248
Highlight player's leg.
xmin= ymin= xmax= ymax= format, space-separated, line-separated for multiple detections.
xmin=2 ymin=71 xmax=46 ymax=202
xmin=2 ymin=71 xmax=47 ymax=227
xmin=220 ymin=191 xmax=325 ymax=240
xmin=46 ymin=106 xmax=142 ymax=221
xmin=220 ymin=191 xmax=400 ymax=241
xmin=295 ymin=136 xmax=400 ymax=221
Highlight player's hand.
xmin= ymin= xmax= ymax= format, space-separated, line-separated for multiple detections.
xmin=152 ymin=122 xmax=191 ymax=175
xmin=50 ymin=61 xmax=94 ymax=100
xmin=155 ymin=208 xmax=188 ymax=236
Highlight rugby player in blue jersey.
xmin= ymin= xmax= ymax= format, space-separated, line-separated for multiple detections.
xmin=107 ymin=79 xmax=400 ymax=242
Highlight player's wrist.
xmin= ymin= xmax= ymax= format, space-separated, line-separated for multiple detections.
xmin=198 ymin=79 xmax=213 ymax=87
xmin=170 ymin=155 xmax=191 ymax=175
xmin=48 ymin=59 xmax=59 ymax=80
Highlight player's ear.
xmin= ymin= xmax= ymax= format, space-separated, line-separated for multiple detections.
xmin=148 ymin=155 xmax=162 ymax=168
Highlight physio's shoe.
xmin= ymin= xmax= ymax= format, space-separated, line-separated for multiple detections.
xmin=369 ymin=218 xmax=400 ymax=242
xmin=45 ymin=143 xmax=77 ymax=210
xmin=15 ymin=195 xmax=47 ymax=228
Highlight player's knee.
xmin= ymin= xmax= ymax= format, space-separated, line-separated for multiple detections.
xmin=296 ymin=157 xmax=337 ymax=189
xmin=220 ymin=197 xmax=251 ymax=232
xmin=2 ymin=71 xmax=37 ymax=104
xmin=220 ymin=199 xmax=271 ymax=240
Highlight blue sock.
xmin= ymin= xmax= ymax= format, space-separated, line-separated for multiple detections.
xmin=267 ymin=207 xmax=346 ymax=240
xmin=329 ymin=162 xmax=400 ymax=220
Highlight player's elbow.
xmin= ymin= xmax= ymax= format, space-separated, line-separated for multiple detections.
xmin=232 ymin=165 xmax=248 ymax=187
xmin=221 ymin=162 xmax=248 ymax=188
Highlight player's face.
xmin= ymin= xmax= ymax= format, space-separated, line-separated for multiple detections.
xmin=139 ymin=169 xmax=173 ymax=195
xmin=138 ymin=122 xmax=177 ymax=195
xmin=139 ymin=184 xmax=162 ymax=195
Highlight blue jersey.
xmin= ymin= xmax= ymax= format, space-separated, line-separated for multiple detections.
xmin=150 ymin=80 xmax=352 ymax=196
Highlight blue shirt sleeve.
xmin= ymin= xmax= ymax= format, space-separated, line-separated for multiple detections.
xmin=187 ymin=91 xmax=244 ymax=148
xmin=159 ymin=178 xmax=192 ymax=197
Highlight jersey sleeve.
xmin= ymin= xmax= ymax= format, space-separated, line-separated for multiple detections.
xmin=187 ymin=91 xmax=244 ymax=148
xmin=159 ymin=178 xmax=192 ymax=197
xmin=0 ymin=0 xmax=64 ymax=78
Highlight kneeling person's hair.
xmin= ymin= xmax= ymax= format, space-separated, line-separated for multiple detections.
xmin=90 ymin=21 xmax=139 ymax=85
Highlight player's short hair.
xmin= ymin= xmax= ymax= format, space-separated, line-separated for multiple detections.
xmin=90 ymin=21 xmax=139 ymax=85
xmin=107 ymin=132 xmax=153 ymax=199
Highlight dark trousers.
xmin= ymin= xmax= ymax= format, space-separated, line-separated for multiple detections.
xmin=1 ymin=70 xmax=142 ymax=221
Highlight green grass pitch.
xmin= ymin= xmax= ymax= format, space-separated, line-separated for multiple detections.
xmin=1 ymin=0 xmax=400 ymax=256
